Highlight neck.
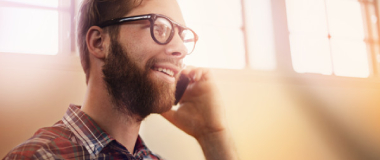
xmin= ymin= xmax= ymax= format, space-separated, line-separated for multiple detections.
xmin=81 ymin=77 xmax=142 ymax=153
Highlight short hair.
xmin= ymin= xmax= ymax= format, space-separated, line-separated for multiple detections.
xmin=77 ymin=0 xmax=142 ymax=83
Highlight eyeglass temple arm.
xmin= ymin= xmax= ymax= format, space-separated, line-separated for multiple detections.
xmin=97 ymin=15 xmax=151 ymax=28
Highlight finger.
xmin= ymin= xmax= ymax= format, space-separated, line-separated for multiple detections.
xmin=192 ymin=68 xmax=212 ymax=82
xmin=201 ymin=68 xmax=213 ymax=81
xmin=180 ymin=66 xmax=198 ymax=82
xmin=180 ymin=67 xmax=213 ymax=82
xmin=180 ymin=65 xmax=196 ymax=76
xmin=193 ymin=69 xmax=203 ymax=82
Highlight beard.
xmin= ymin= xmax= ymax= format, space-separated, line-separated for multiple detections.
xmin=102 ymin=39 xmax=177 ymax=120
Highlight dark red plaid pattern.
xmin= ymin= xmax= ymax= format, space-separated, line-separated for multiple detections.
xmin=3 ymin=104 xmax=163 ymax=160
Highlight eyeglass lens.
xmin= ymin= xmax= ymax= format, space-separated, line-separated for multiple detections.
xmin=153 ymin=17 xmax=196 ymax=54
xmin=153 ymin=18 xmax=172 ymax=43
xmin=181 ymin=29 xmax=195 ymax=54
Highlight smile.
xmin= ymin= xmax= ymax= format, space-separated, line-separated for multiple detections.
xmin=153 ymin=67 xmax=174 ymax=77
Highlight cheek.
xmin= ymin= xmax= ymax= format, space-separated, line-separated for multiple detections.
xmin=118 ymin=26 xmax=162 ymax=68
xmin=119 ymin=25 xmax=156 ymax=49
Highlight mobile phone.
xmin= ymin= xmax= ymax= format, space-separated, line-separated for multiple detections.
xmin=174 ymin=74 xmax=190 ymax=105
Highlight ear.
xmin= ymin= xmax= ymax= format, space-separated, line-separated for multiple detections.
xmin=86 ymin=26 xmax=109 ymax=59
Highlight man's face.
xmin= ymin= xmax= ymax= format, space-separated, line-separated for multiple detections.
xmin=103 ymin=0 xmax=188 ymax=119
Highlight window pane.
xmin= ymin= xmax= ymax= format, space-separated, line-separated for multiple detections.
xmin=289 ymin=34 xmax=332 ymax=75
xmin=245 ymin=0 xmax=276 ymax=70
xmin=326 ymin=0 xmax=365 ymax=39
xmin=285 ymin=0 xmax=328 ymax=34
xmin=177 ymin=0 xmax=245 ymax=69
xmin=3 ymin=0 xmax=58 ymax=7
xmin=286 ymin=0 xmax=370 ymax=77
xmin=331 ymin=38 xmax=369 ymax=78
xmin=286 ymin=0 xmax=332 ymax=75
xmin=0 ymin=7 xmax=58 ymax=55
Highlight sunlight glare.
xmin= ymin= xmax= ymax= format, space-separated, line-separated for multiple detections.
xmin=3 ymin=0 xmax=58 ymax=8
xmin=177 ymin=0 xmax=245 ymax=69
xmin=326 ymin=0 xmax=365 ymax=39
xmin=286 ymin=0 xmax=332 ymax=74
xmin=327 ymin=0 xmax=369 ymax=77
xmin=286 ymin=0 xmax=369 ymax=77
xmin=331 ymin=38 xmax=369 ymax=78
xmin=245 ymin=0 xmax=276 ymax=70
xmin=285 ymin=0 xmax=328 ymax=34
xmin=0 ymin=7 xmax=58 ymax=55
xmin=289 ymin=35 xmax=332 ymax=75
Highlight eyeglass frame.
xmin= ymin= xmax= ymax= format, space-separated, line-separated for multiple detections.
xmin=97 ymin=13 xmax=199 ymax=54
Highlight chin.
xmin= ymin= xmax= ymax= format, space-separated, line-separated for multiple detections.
xmin=149 ymin=74 xmax=176 ymax=106
xmin=152 ymin=90 xmax=176 ymax=114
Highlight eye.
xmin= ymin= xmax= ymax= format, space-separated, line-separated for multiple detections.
xmin=154 ymin=24 xmax=170 ymax=37
xmin=153 ymin=17 xmax=172 ymax=42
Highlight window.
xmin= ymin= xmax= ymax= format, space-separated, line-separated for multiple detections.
xmin=1 ymin=0 xmax=379 ymax=78
xmin=177 ymin=0 xmax=246 ymax=69
xmin=179 ymin=0 xmax=380 ymax=78
xmin=0 ymin=0 xmax=73 ymax=55
xmin=285 ymin=0 xmax=379 ymax=78
xmin=244 ymin=0 xmax=277 ymax=70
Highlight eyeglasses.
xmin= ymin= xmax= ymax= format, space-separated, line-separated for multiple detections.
xmin=98 ymin=14 xmax=198 ymax=55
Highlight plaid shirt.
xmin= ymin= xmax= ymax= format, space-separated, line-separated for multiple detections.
xmin=3 ymin=104 xmax=163 ymax=160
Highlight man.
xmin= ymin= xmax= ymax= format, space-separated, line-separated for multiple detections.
xmin=4 ymin=0 xmax=238 ymax=159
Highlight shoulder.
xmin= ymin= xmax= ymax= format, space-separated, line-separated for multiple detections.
xmin=3 ymin=121 xmax=84 ymax=160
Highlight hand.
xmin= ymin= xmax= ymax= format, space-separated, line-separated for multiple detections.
xmin=161 ymin=67 xmax=226 ymax=140
xmin=161 ymin=67 xmax=239 ymax=160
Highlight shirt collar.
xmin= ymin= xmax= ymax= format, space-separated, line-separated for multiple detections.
xmin=61 ymin=104 xmax=154 ymax=159
xmin=134 ymin=135 xmax=154 ymax=158
xmin=62 ymin=104 xmax=113 ymax=157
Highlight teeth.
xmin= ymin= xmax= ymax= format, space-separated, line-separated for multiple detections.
xmin=155 ymin=67 xmax=174 ymax=76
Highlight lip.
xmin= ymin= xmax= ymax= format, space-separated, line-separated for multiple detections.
xmin=149 ymin=62 xmax=182 ymax=84
xmin=151 ymin=63 xmax=181 ymax=77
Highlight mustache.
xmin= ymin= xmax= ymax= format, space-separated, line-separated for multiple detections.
xmin=146 ymin=58 xmax=184 ymax=69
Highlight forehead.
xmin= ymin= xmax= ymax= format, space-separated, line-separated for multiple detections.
xmin=127 ymin=0 xmax=186 ymax=25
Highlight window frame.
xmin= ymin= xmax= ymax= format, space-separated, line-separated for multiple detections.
xmin=1 ymin=0 xmax=380 ymax=86
xmin=0 ymin=0 xmax=75 ymax=56
xmin=244 ymin=0 xmax=380 ymax=81
xmin=0 ymin=0 xmax=80 ymax=72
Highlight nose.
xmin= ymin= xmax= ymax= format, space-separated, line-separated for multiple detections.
xmin=164 ymin=31 xmax=187 ymax=59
